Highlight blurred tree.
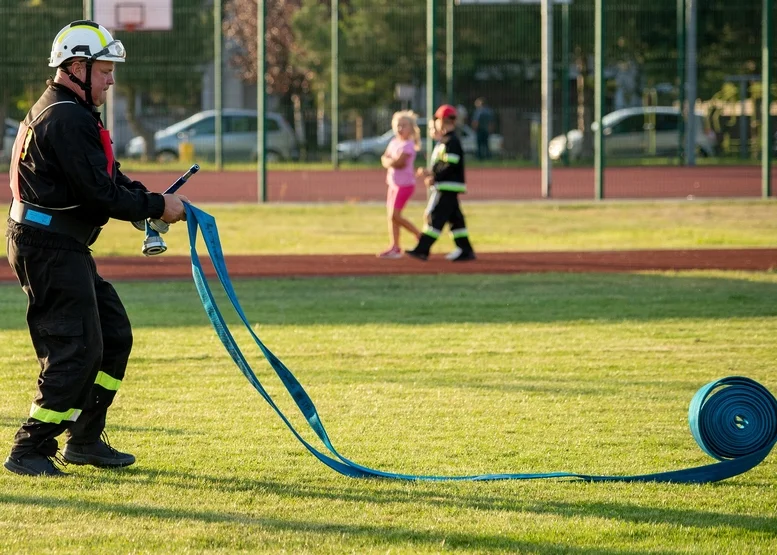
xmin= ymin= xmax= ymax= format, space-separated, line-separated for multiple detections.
xmin=224 ymin=0 xmax=311 ymax=95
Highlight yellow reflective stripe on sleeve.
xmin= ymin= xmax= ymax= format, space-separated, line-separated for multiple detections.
xmin=94 ymin=371 xmax=122 ymax=391
xmin=442 ymin=153 xmax=460 ymax=164
xmin=29 ymin=404 xmax=82 ymax=424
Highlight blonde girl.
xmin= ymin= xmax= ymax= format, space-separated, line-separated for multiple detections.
xmin=377 ymin=110 xmax=422 ymax=259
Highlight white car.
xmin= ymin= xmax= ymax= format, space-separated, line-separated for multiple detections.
xmin=337 ymin=117 xmax=504 ymax=162
xmin=126 ymin=109 xmax=299 ymax=162
xmin=548 ymin=107 xmax=717 ymax=161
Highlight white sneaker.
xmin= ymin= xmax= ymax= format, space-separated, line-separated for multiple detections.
xmin=445 ymin=248 xmax=463 ymax=261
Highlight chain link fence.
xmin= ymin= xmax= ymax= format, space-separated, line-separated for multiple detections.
xmin=0 ymin=0 xmax=773 ymax=200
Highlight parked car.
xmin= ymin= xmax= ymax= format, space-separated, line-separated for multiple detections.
xmin=548 ymin=107 xmax=717 ymax=161
xmin=125 ymin=109 xmax=299 ymax=162
xmin=1 ymin=118 xmax=18 ymax=163
xmin=337 ymin=117 xmax=504 ymax=162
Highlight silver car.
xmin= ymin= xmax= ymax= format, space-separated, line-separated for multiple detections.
xmin=337 ymin=117 xmax=504 ymax=162
xmin=548 ymin=107 xmax=717 ymax=161
xmin=126 ymin=109 xmax=299 ymax=162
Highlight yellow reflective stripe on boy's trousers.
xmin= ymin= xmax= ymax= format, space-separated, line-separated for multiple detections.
xmin=29 ymin=404 xmax=82 ymax=424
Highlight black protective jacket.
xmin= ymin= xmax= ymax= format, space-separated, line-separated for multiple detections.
xmin=12 ymin=83 xmax=165 ymax=228
xmin=430 ymin=130 xmax=466 ymax=193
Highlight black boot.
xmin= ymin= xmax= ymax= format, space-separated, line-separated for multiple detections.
xmin=406 ymin=234 xmax=436 ymax=261
xmin=4 ymin=453 xmax=66 ymax=477
xmin=63 ymin=434 xmax=135 ymax=468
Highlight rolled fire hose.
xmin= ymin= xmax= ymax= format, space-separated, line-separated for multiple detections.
xmin=182 ymin=203 xmax=777 ymax=483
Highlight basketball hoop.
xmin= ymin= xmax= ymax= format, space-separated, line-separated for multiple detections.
xmin=115 ymin=3 xmax=145 ymax=32
xmin=95 ymin=0 xmax=172 ymax=32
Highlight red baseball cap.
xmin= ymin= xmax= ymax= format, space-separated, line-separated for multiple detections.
xmin=434 ymin=104 xmax=457 ymax=120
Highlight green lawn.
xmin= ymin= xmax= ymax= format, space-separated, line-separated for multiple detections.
xmin=1 ymin=272 xmax=776 ymax=553
xmin=92 ymin=199 xmax=777 ymax=257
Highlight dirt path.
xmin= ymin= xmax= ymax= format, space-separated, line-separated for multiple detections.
xmin=2 ymin=249 xmax=774 ymax=283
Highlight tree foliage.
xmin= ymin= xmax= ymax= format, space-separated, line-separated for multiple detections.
xmin=223 ymin=0 xmax=312 ymax=95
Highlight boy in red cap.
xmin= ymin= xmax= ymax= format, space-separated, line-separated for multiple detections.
xmin=406 ymin=104 xmax=476 ymax=262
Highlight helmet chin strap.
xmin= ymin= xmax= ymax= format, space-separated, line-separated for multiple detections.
xmin=62 ymin=60 xmax=95 ymax=107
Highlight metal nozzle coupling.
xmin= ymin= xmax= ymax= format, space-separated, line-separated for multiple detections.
xmin=142 ymin=234 xmax=167 ymax=256
xmin=148 ymin=219 xmax=170 ymax=234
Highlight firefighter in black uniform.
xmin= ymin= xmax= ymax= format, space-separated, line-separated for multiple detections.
xmin=406 ymin=104 xmax=476 ymax=262
xmin=4 ymin=21 xmax=189 ymax=477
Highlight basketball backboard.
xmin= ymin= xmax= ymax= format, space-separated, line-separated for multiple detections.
xmin=94 ymin=0 xmax=173 ymax=31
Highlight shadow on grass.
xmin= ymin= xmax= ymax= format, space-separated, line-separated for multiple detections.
xmin=2 ymin=468 xmax=775 ymax=551
xmin=0 ymin=488 xmax=600 ymax=553
xmin=1 ymin=272 xmax=776 ymax=330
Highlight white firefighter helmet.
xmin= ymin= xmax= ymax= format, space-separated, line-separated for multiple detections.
xmin=49 ymin=20 xmax=126 ymax=68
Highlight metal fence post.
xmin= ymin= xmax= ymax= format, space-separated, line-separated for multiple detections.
xmin=684 ymin=0 xmax=697 ymax=166
xmin=763 ymin=0 xmax=773 ymax=198
xmin=677 ymin=0 xmax=686 ymax=160
xmin=426 ymin=0 xmax=437 ymax=161
xmin=446 ymin=0 xmax=454 ymax=104
xmin=83 ymin=0 xmax=93 ymax=20
xmin=562 ymin=1 xmax=570 ymax=167
xmin=257 ymin=0 xmax=266 ymax=202
xmin=595 ymin=0 xmax=604 ymax=199
xmin=541 ymin=0 xmax=553 ymax=198
xmin=331 ymin=0 xmax=339 ymax=169
xmin=214 ymin=0 xmax=223 ymax=170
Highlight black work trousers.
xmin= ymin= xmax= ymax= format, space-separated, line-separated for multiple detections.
xmin=6 ymin=223 xmax=133 ymax=459
xmin=425 ymin=190 xmax=467 ymax=236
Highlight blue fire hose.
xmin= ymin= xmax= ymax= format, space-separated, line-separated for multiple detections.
xmin=183 ymin=203 xmax=777 ymax=483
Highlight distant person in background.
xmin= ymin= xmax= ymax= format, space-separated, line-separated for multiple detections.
xmin=455 ymin=104 xmax=469 ymax=126
xmin=377 ymin=110 xmax=422 ymax=259
xmin=471 ymin=97 xmax=494 ymax=160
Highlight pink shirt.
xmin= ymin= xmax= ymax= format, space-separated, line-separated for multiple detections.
xmin=386 ymin=138 xmax=417 ymax=187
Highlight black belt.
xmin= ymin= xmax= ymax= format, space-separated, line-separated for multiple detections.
xmin=9 ymin=200 xmax=101 ymax=246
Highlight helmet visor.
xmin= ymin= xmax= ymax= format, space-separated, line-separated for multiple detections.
xmin=91 ymin=40 xmax=126 ymax=62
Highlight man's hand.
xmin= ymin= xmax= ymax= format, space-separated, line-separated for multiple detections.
xmin=161 ymin=194 xmax=189 ymax=224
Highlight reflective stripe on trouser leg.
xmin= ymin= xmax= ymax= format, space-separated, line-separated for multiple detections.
xmin=29 ymin=404 xmax=82 ymax=424
xmin=66 ymin=273 xmax=133 ymax=445
xmin=450 ymin=228 xmax=469 ymax=238
xmin=7 ymin=240 xmax=103 ymax=456
xmin=422 ymin=226 xmax=442 ymax=239
xmin=94 ymin=371 xmax=122 ymax=391
xmin=424 ymin=189 xmax=439 ymax=217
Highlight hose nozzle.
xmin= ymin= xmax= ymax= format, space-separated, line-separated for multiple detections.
xmin=142 ymin=222 xmax=167 ymax=256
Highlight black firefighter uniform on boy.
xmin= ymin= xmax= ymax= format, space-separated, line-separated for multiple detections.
xmin=6 ymin=83 xmax=166 ymax=464
xmin=413 ymin=130 xmax=475 ymax=259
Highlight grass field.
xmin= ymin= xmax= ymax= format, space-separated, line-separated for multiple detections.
xmin=1 ymin=271 xmax=776 ymax=553
xmin=1 ymin=200 xmax=776 ymax=553
xmin=91 ymin=199 xmax=777 ymax=257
